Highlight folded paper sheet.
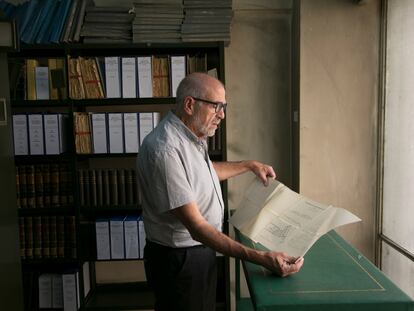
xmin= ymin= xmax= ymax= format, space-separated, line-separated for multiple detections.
xmin=230 ymin=178 xmax=361 ymax=258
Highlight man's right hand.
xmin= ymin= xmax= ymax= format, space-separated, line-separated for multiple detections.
xmin=261 ymin=251 xmax=304 ymax=277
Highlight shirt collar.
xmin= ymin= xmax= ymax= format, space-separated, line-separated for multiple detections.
xmin=168 ymin=110 xmax=207 ymax=148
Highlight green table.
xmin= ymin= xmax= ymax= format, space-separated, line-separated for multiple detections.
xmin=235 ymin=230 xmax=414 ymax=311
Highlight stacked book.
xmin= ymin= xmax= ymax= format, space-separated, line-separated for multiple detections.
xmin=81 ymin=5 xmax=135 ymax=43
xmin=0 ymin=0 xmax=90 ymax=44
xmin=182 ymin=0 xmax=233 ymax=44
xmin=132 ymin=0 xmax=184 ymax=43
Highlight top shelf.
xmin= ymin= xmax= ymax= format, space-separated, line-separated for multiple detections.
xmin=8 ymin=42 xmax=225 ymax=57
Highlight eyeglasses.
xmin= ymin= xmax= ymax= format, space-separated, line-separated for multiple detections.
xmin=192 ymin=97 xmax=227 ymax=113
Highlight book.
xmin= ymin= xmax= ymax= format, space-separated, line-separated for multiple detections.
xmin=62 ymin=271 xmax=80 ymax=311
xmin=50 ymin=164 xmax=60 ymax=207
xmin=43 ymin=164 xmax=51 ymax=207
xmin=35 ymin=66 xmax=50 ymax=100
xmin=152 ymin=55 xmax=170 ymax=97
xmin=57 ymin=216 xmax=65 ymax=258
xmin=24 ymin=216 xmax=33 ymax=259
xmin=89 ymin=170 xmax=97 ymax=207
xmin=125 ymin=169 xmax=134 ymax=205
xmin=170 ymin=55 xmax=186 ymax=97
xmin=124 ymin=215 xmax=139 ymax=259
xmin=137 ymin=56 xmax=153 ymax=98
xmin=38 ymin=274 xmax=52 ymax=308
xmin=44 ymin=114 xmax=60 ymax=155
xmin=68 ymin=56 xmax=86 ymax=99
xmin=35 ymin=165 xmax=44 ymax=208
xmin=78 ymin=170 xmax=85 ymax=206
xmin=121 ymin=57 xmax=137 ymax=98
xmin=139 ymin=112 xmax=153 ymax=146
xmin=28 ymin=114 xmax=45 ymax=155
xmin=104 ymin=57 xmax=121 ymax=98
xmin=138 ymin=216 xmax=146 ymax=258
xmin=49 ymin=216 xmax=58 ymax=258
xmin=26 ymin=165 xmax=36 ymax=208
xmin=52 ymin=274 xmax=64 ymax=308
xmin=18 ymin=217 xmax=26 ymax=258
xmin=117 ymin=169 xmax=126 ymax=206
xmin=73 ymin=112 xmax=92 ymax=154
xmin=95 ymin=219 xmax=110 ymax=260
xmin=42 ymin=216 xmax=50 ymax=258
xmin=123 ymin=112 xmax=139 ymax=153
xmin=230 ymin=179 xmax=361 ymax=258
xmin=33 ymin=216 xmax=42 ymax=258
xmin=12 ymin=114 xmax=29 ymax=155
xmin=109 ymin=169 xmax=118 ymax=206
xmin=79 ymin=57 xmax=104 ymax=99
xmin=19 ymin=165 xmax=28 ymax=208
xmin=108 ymin=113 xmax=124 ymax=153
xmin=91 ymin=113 xmax=108 ymax=154
xmin=110 ymin=216 xmax=125 ymax=259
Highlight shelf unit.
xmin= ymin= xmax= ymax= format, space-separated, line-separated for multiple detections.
xmin=9 ymin=42 xmax=230 ymax=311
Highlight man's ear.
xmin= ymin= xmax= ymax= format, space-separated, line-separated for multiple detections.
xmin=183 ymin=96 xmax=194 ymax=115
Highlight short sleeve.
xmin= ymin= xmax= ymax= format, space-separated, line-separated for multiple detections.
xmin=149 ymin=149 xmax=195 ymax=214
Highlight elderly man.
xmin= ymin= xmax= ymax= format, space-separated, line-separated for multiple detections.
xmin=137 ymin=72 xmax=303 ymax=311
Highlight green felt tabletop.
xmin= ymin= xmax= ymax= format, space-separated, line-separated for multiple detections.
xmin=235 ymin=230 xmax=414 ymax=311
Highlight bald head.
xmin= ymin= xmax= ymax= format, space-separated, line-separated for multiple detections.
xmin=175 ymin=72 xmax=224 ymax=116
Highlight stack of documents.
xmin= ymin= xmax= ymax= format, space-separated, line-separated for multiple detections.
xmin=230 ymin=179 xmax=361 ymax=258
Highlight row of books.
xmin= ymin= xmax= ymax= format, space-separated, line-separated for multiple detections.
xmin=12 ymin=113 xmax=69 ymax=156
xmin=81 ymin=4 xmax=134 ymax=43
xmin=73 ymin=112 xmax=160 ymax=154
xmin=38 ymin=269 xmax=87 ymax=310
xmin=9 ymin=53 xmax=208 ymax=100
xmin=132 ymin=0 xmax=183 ymax=44
xmin=19 ymin=216 xmax=77 ymax=260
xmin=181 ymin=0 xmax=233 ymax=43
xmin=96 ymin=216 xmax=145 ymax=260
xmin=25 ymin=58 xmax=67 ymax=100
xmin=78 ymin=169 xmax=141 ymax=207
xmin=0 ymin=0 xmax=78 ymax=44
xmin=69 ymin=55 xmax=191 ymax=99
xmin=16 ymin=164 xmax=73 ymax=209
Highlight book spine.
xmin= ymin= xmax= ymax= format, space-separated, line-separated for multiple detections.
xmin=19 ymin=217 xmax=26 ymax=259
xmin=43 ymin=164 xmax=51 ymax=208
xmin=66 ymin=216 xmax=76 ymax=259
xmin=25 ymin=216 xmax=33 ymax=259
xmin=42 ymin=216 xmax=50 ymax=258
xmin=16 ymin=166 xmax=21 ymax=209
xmin=51 ymin=164 xmax=60 ymax=207
xmin=59 ymin=164 xmax=68 ymax=206
xmin=57 ymin=216 xmax=65 ymax=258
xmin=96 ymin=169 xmax=103 ymax=207
xmin=78 ymin=169 xmax=85 ymax=206
xmin=125 ymin=169 xmax=133 ymax=205
xmin=33 ymin=216 xmax=42 ymax=259
xmin=49 ymin=216 xmax=57 ymax=258
xmin=35 ymin=165 xmax=44 ymax=208
xmin=19 ymin=165 xmax=28 ymax=208
xmin=90 ymin=169 xmax=97 ymax=207
xmin=103 ymin=169 xmax=110 ymax=206
xmin=118 ymin=169 xmax=126 ymax=206
xmin=26 ymin=165 xmax=36 ymax=208
xmin=109 ymin=169 xmax=118 ymax=206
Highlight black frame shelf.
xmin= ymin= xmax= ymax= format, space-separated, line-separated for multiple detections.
xmin=80 ymin=206 xmax=141 ymax=217
xmin=14 ymin=153 xmax=74 ymax=163
xmin=10 ymin=41 xmax=229 ymax=311
xmin=83 ymin=282 xmax=154 ymax=311
xmin=18 ymin=207 xmax=75 ymax=216
xmin=11 ymin=99 xmax=71 ymax=107
xmin=21 ymin=258 xmax=81 ymax=268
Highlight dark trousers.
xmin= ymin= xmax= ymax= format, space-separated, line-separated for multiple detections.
xmin=144 ymin=240 xmax=217 ymax=311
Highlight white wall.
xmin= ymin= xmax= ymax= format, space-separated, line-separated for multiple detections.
xmin=299 ymin=0 xmax=380 ymax=261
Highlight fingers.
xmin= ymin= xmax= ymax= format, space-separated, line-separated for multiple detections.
xmin=258 ymin=165 xmax=276 ymax=186
xmin=279 ymin=257 xmax=304 ymax=277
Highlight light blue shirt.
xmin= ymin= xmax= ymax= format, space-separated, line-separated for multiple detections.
xmin=137 ymin=111 xmax=224 ymax=247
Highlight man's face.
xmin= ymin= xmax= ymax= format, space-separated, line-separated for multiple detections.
xmin=191 ymin=86 xmax=226 ymax=138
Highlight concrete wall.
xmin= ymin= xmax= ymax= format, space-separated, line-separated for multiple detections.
xmin=299 ymin=0 xmax=380 ymax=260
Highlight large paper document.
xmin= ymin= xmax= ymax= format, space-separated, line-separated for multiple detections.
xmin=230 ymin=178 xmax=361 ymax=258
